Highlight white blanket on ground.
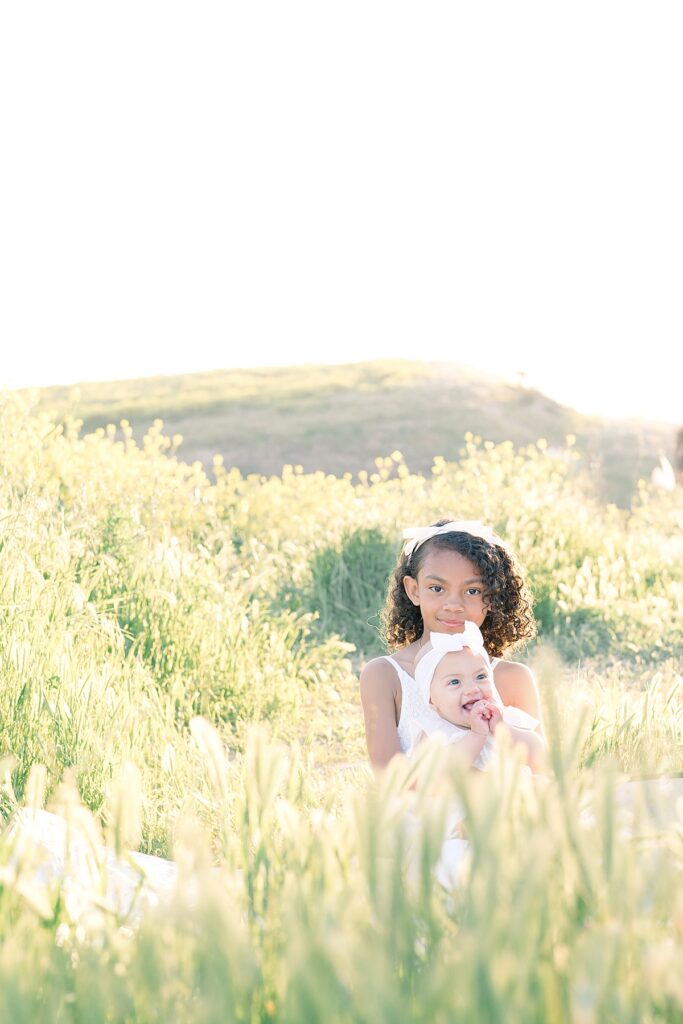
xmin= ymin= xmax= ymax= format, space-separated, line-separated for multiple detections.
xmin=4 ymin=808 xmax=178 ymax=921
xmin=5 ymin=778 xmax=683 ymax=904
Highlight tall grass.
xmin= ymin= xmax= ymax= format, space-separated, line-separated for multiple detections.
xmin=1 ymin=726 xmax=681 ymax=1022
xmin=0 ymin=391 xmax=681 ymax=1020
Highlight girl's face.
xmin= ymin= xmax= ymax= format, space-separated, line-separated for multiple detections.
xmin=403 ymin=547 xmax=488 ymax=635
xmin=429 ymin=648 xmax=494 ymax=727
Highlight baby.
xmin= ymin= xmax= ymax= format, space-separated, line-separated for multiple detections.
xmin=412 ymin=622 xmax=545 ymax=773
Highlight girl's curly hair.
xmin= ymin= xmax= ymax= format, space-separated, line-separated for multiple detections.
xmin=381 ymin=520 xmax=536 ymax=657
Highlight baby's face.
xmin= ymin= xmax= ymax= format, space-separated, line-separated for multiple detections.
xmin=429 ymin=648 xmax=494 ymax=728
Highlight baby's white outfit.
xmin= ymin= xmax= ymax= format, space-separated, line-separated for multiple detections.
xmin=409 ymin=698 xmax=539 ymax=769
xmin=384 ymin=654 xmax=538 ymax=768
xmin=384 ymin=653 xmax=538 ymax=888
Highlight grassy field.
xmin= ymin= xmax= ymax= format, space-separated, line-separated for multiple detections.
xmin=31 ymin=359 xmax=679 ymax=507
xmin=0 ymin=389 xmax=681 ymax=1021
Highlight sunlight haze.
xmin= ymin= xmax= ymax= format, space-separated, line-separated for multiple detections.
xmin=1 ymin=1 xmax=681 ymax=425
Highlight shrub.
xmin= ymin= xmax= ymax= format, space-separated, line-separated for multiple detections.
xmin=304 ymin=528 xmax=397 ymax=655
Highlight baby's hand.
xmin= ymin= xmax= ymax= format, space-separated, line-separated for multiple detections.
xmin=469 ymin=700 xmax=492 ymax=736
xmin=485 ymin=701 xmax=503 ymax=733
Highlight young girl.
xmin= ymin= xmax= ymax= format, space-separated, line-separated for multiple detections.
xmin=360 ymin=518 xmax=544 ymax=770
xmin=411 ymin=622 xmax=545 ymax=773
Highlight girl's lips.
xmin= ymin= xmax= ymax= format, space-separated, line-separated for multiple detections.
xmin=438 ymin=619 xmax=465 ymax=629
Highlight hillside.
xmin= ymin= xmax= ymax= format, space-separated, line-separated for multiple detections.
xmin=32 ymin=360 xmax=677 ymax=506
xmin=1 ymin=392 xmax=682 ymax=1015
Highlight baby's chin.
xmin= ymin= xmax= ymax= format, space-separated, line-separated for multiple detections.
xmin=438 ymin=709 xmax=472 ymax=729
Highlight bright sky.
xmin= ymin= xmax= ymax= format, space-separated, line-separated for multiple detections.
xmin=1 ymin=2 xmax=681 ymax=424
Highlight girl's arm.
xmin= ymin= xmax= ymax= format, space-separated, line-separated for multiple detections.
xmin=487 ymin=701 xmax=546 ymax=773
xmin=504 ymin=725 xmax=547 ymax=774
xmin=494 ymin=661 xmax=545 ymax=735
xmin=359 ymin=659 xmax=404 ymax=770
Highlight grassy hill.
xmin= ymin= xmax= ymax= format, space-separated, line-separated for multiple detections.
xmin=32 ymin=360 xmax=678 ymax=506
xmin=0 ymin=390 xmax=681 ymax=1017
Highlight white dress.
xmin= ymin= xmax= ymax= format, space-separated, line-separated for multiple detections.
xmin=383 ymin=655 xmax=472 ymax=887
xmin=383 ymin=654 xmax=537 ymax=887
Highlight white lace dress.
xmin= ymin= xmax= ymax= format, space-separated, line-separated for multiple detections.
xmin=384 ymin=654 xmax=531 ymax=887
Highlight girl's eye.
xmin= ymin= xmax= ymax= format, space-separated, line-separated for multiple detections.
xmin=466 ymin=587 xmax=481 ymax=596
xmin=447 ymin=678 xmax=462 ymax=686
xmin=429 ymin=585 xmax=444 ymax=593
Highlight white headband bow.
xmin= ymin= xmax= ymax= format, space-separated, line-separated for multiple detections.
xmin=402 ymin=520 xmax=505 ymax=560
xmin=414 ymin=623 xmax=490 ymax=705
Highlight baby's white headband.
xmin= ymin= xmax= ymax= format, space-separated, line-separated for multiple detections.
xmin=414 ymin=623 xmax=490 ymax=705
xmin=402 ymin=520 xmax=506 ymax=560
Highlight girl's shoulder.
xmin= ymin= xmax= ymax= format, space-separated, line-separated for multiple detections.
xmin=359 ymin=643 xmax=418 ymax=692
xmin=360 ymin=651 xmax=409 ymax=692
xmin=493 ymin=657 xmax=532 ymax=681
